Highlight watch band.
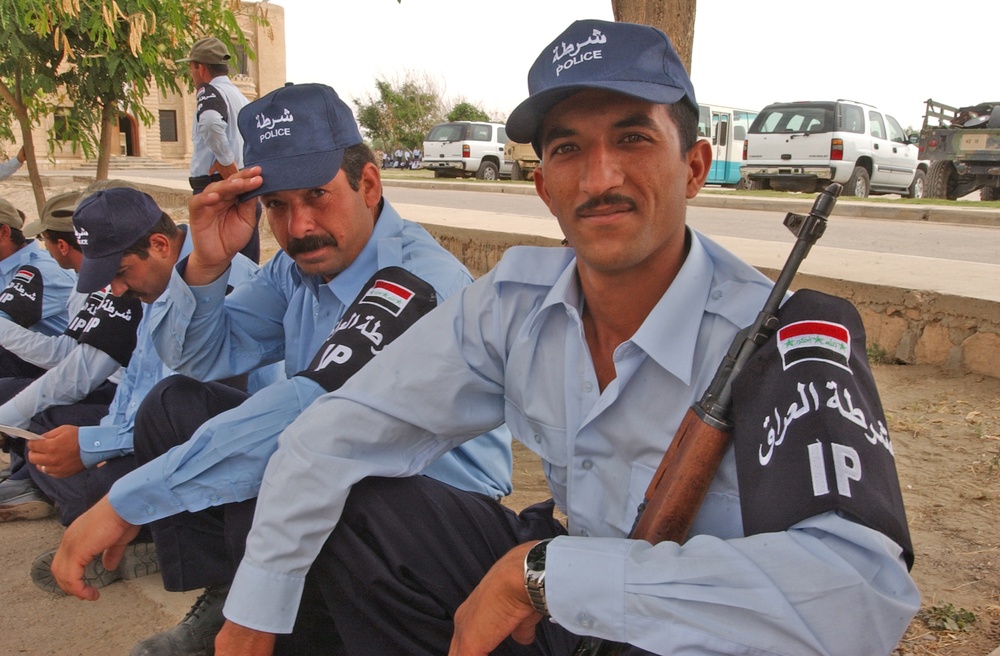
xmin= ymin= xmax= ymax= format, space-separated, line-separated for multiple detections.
xmin=524 ymin=538 xmax=554 ymax=616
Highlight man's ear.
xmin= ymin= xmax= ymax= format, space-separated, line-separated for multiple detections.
xmin=56 ymin=239 xmax=73 ymax=257
xmin=359 ymin=162 xmax=383 ymax=210
xmin=147 ymin=233 xmax=171 ymax=256
xmin=685 ymin=139 xmax=713 ymax=199
xmin=533 ymin=164 xmax=552 ymax=210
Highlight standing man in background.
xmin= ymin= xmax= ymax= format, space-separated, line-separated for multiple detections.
xmin=178 ymin=36 xmax=260 ymax=263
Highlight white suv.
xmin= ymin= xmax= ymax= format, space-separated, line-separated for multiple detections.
xmin=741 ymin=100 xmax=926 ymax=198
xmin=421 ymin=121 xmax=511 ymax=180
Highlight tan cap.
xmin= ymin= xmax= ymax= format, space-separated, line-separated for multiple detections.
xmin=177 ymin=37 xmax=231 ymax=66
xmin=0 ymin=198 xmax=25 ymax=230
xmin=41 ymin=179 xmax=139 ymax=224
xmin=23 ymin=191 xmax=81 ymax=237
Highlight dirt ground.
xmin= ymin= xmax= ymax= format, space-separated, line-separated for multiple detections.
xmin=1 ymin=178 xmax=999 ymax=654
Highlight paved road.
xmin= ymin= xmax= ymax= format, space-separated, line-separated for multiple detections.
xmin=382 ymin=186 xmax=1000 ymax=266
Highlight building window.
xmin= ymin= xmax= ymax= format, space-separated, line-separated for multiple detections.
xmin=53 ymin=111 xmax=72 ymax=142
xmin=233 ymin=43 xmax=249 ymax=75
xmin=159 ymin=110 xmax=178 ymax=142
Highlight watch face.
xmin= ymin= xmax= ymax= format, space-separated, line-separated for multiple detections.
xmin=526 ymin=539 xmax=549 ymax=571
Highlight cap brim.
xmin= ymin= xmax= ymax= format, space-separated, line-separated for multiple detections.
xmin=76 ymin=251 xmax=123 ymax=293
xmin=239 ymin=149 xmax=347 ymax=203
xmin=506 ymin=81 xmax=690 ymax=147
xmin=22 ymin=221 xmax=44 ymax=239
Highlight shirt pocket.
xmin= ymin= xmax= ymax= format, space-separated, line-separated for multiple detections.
xmin=504 ymin=397 xmax=568 ymax=504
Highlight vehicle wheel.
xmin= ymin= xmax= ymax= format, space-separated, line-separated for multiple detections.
xmin=511 ymin=162 xmax=524 ymax=181
xmin=476 ymin=161 xmax=499 ymax=181
xmin=844 ymin=166 xmax=870 ymax=198
xmin=433 ymin=170 xmax=448 ymax=179
xmin=925 ymin=161 xmax=957 ymax=200
xmin=980 ymin=186 xmax=1000 ymax=201
xmin=747 ymin=179 xmax=769 ymax=191
xmin=905 ymin=170 xmax=926 ymax=199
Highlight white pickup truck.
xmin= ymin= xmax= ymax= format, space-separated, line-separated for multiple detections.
xmin=420 ymin=121 xmax=511 ymax=180
xmin=741 ymin=100 xmax=926 ymax=198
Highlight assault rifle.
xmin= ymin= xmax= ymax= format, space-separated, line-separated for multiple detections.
xmin=571 ymin=183 xmax=841 ymax=656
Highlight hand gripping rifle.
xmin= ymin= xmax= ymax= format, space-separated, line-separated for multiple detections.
xmin=571 ymin=183 xmax=841 ymax=656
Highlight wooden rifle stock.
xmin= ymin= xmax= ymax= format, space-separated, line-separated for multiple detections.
xmin=570 ymin=184 xmax=841 ymax=656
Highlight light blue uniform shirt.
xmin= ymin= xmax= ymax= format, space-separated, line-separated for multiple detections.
xmin=122 ymin=201 xmax=511 ymax=519
xmin=77 ymin=230 xmax=259 ymax=467
xmin=189 ymin=75 xmax=247 ymax=176
xmin=0 ymin=241 xmax=75 ymax=336
xmin=228 ymin=231 xmax=919 ymax=654
xmin=0 ymin=156 xmax=23 ymax=181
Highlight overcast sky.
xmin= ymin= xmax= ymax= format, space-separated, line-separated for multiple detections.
xmin=275 ymin=0 xmax=992 ymax=130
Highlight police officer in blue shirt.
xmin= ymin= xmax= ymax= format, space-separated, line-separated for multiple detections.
xmin=50 ymin=83 xmax=511 ymax=656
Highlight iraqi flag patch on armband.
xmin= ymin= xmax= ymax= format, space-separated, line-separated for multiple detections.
xmin=777 ymin=320 xmax=851 ymax=372
xmin=295 ymin=267 xmax=437 ymax=393
xmin=731 ymin=290 xmax=914 ymax=569
xmin=0 ymin=265 xmax=44 ymax=327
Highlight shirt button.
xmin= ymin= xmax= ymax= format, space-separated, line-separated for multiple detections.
xmin=143 ymin=505 xmax=156 ymax=515
xmin=582 ymin=381 xmax=593 ymax=393
xmin=534 ymin=434 xmax=542 ymax=444
xmin=577 ymin=613 xmax=595 ymax=629
xmin=711 ymin=290 xmax=723 ymax=300
xmin=582 ymin=459 xmax=593 ymax=470
xmin=209 ymin=494 xmax=221 ymax=503
xmin=93 ymin=441 xmax=101 ymax=447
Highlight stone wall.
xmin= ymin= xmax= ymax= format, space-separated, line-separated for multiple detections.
xmin=423 ymin=225 xmax=1000 ymax=381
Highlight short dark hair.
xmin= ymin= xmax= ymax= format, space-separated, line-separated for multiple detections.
xmin=42 ymin=229 xmax=82 ymax=252
xmin=122 ymin=212 xmax=179 ymax=260
xmin=667 ymin=101 xmax=699 ymax=155
xmin=8 ymin=227 xmax=26 ymax=247
xmin=340 ymin=143 xmax=378 ymax=192
xmin=204 ymin=62 xmax=229 ymax=78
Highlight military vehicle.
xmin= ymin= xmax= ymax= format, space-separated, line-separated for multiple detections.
xmin=919 ymin=99 xmax=1000 ymax=200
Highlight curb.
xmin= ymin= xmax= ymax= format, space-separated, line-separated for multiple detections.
xmin=379 ymin=178 xmax=1000 ymax=228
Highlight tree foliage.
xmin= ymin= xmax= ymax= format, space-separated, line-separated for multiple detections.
xmin=447 ymin=102 xmax=491 ymax=123
xmin=0 ymin=0 xmax=265 ymax=210
xmin=353 ymin=73 xmax=443 ymax=151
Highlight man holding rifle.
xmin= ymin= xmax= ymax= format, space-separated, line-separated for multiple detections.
xmin=143 ymin=19 xmax=926 ymax=654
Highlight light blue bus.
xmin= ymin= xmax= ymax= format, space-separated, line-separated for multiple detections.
xmin=698 ymin=104 xmax=758 ymax=186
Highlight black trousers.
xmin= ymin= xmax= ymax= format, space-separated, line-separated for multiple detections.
xmin=272 ymin=476 xmax=609 ymax=656
xmin=0 ymin=347 xmax=46 ymax=381
xmin=132 ymin=374 xmax=251 ymax=591
xmin=14 ymin=381 xmax=127 ymax=525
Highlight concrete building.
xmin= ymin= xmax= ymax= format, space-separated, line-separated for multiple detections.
xmin=1 ymin=2 xmax=286 ymax=169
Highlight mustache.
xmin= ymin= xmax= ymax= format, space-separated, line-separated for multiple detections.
xmin=575 ymin=193 xmax=638 ymax=217
xmin=286 ymin=234 xmax=337 ymax=257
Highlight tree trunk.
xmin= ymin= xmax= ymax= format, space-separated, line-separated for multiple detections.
xmin=95 ymin=102 xmax=116 ymax=181
xmin=17 ymin=115 xmax=47 ymax=215
xmin=0 ymin=77 xmax=47 ymax=214
xmin=612 ymin=0 xmax=697 ymax=72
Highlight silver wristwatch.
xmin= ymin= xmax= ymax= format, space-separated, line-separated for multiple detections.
xmin=524 ymin=538 xmax=554 ymax=616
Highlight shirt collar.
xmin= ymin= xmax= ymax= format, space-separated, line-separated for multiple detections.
xmin=0 ymin=241 xmax=40 ymax=275
xmin=531 ymin=229 xmax=714 ymax=387
xmin=630 ymin=230 xmax=714 ymax=386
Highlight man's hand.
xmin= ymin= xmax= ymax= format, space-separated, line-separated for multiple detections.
xmin=209 ymin=160 xmax=240 ymax=180
xmin=216 ymin=620 xmax=276 ymax=656
xmin=186 ymin=165 xmax=263 ymax=286
xmin=16 ymin=146 xmax=26 ymax=163
xmin=51 ymin=495 xmax=140 ymax=600
xmin=27 ymin=425 xmax=84 ymax=478
xmin=449 ymin=541 xmax=543 ymax=656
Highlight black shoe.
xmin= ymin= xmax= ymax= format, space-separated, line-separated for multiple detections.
xmin=31 ymin=542 xmax=160 ymax=594
xmin=129 ymin=584 xmax=231 ymax=656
